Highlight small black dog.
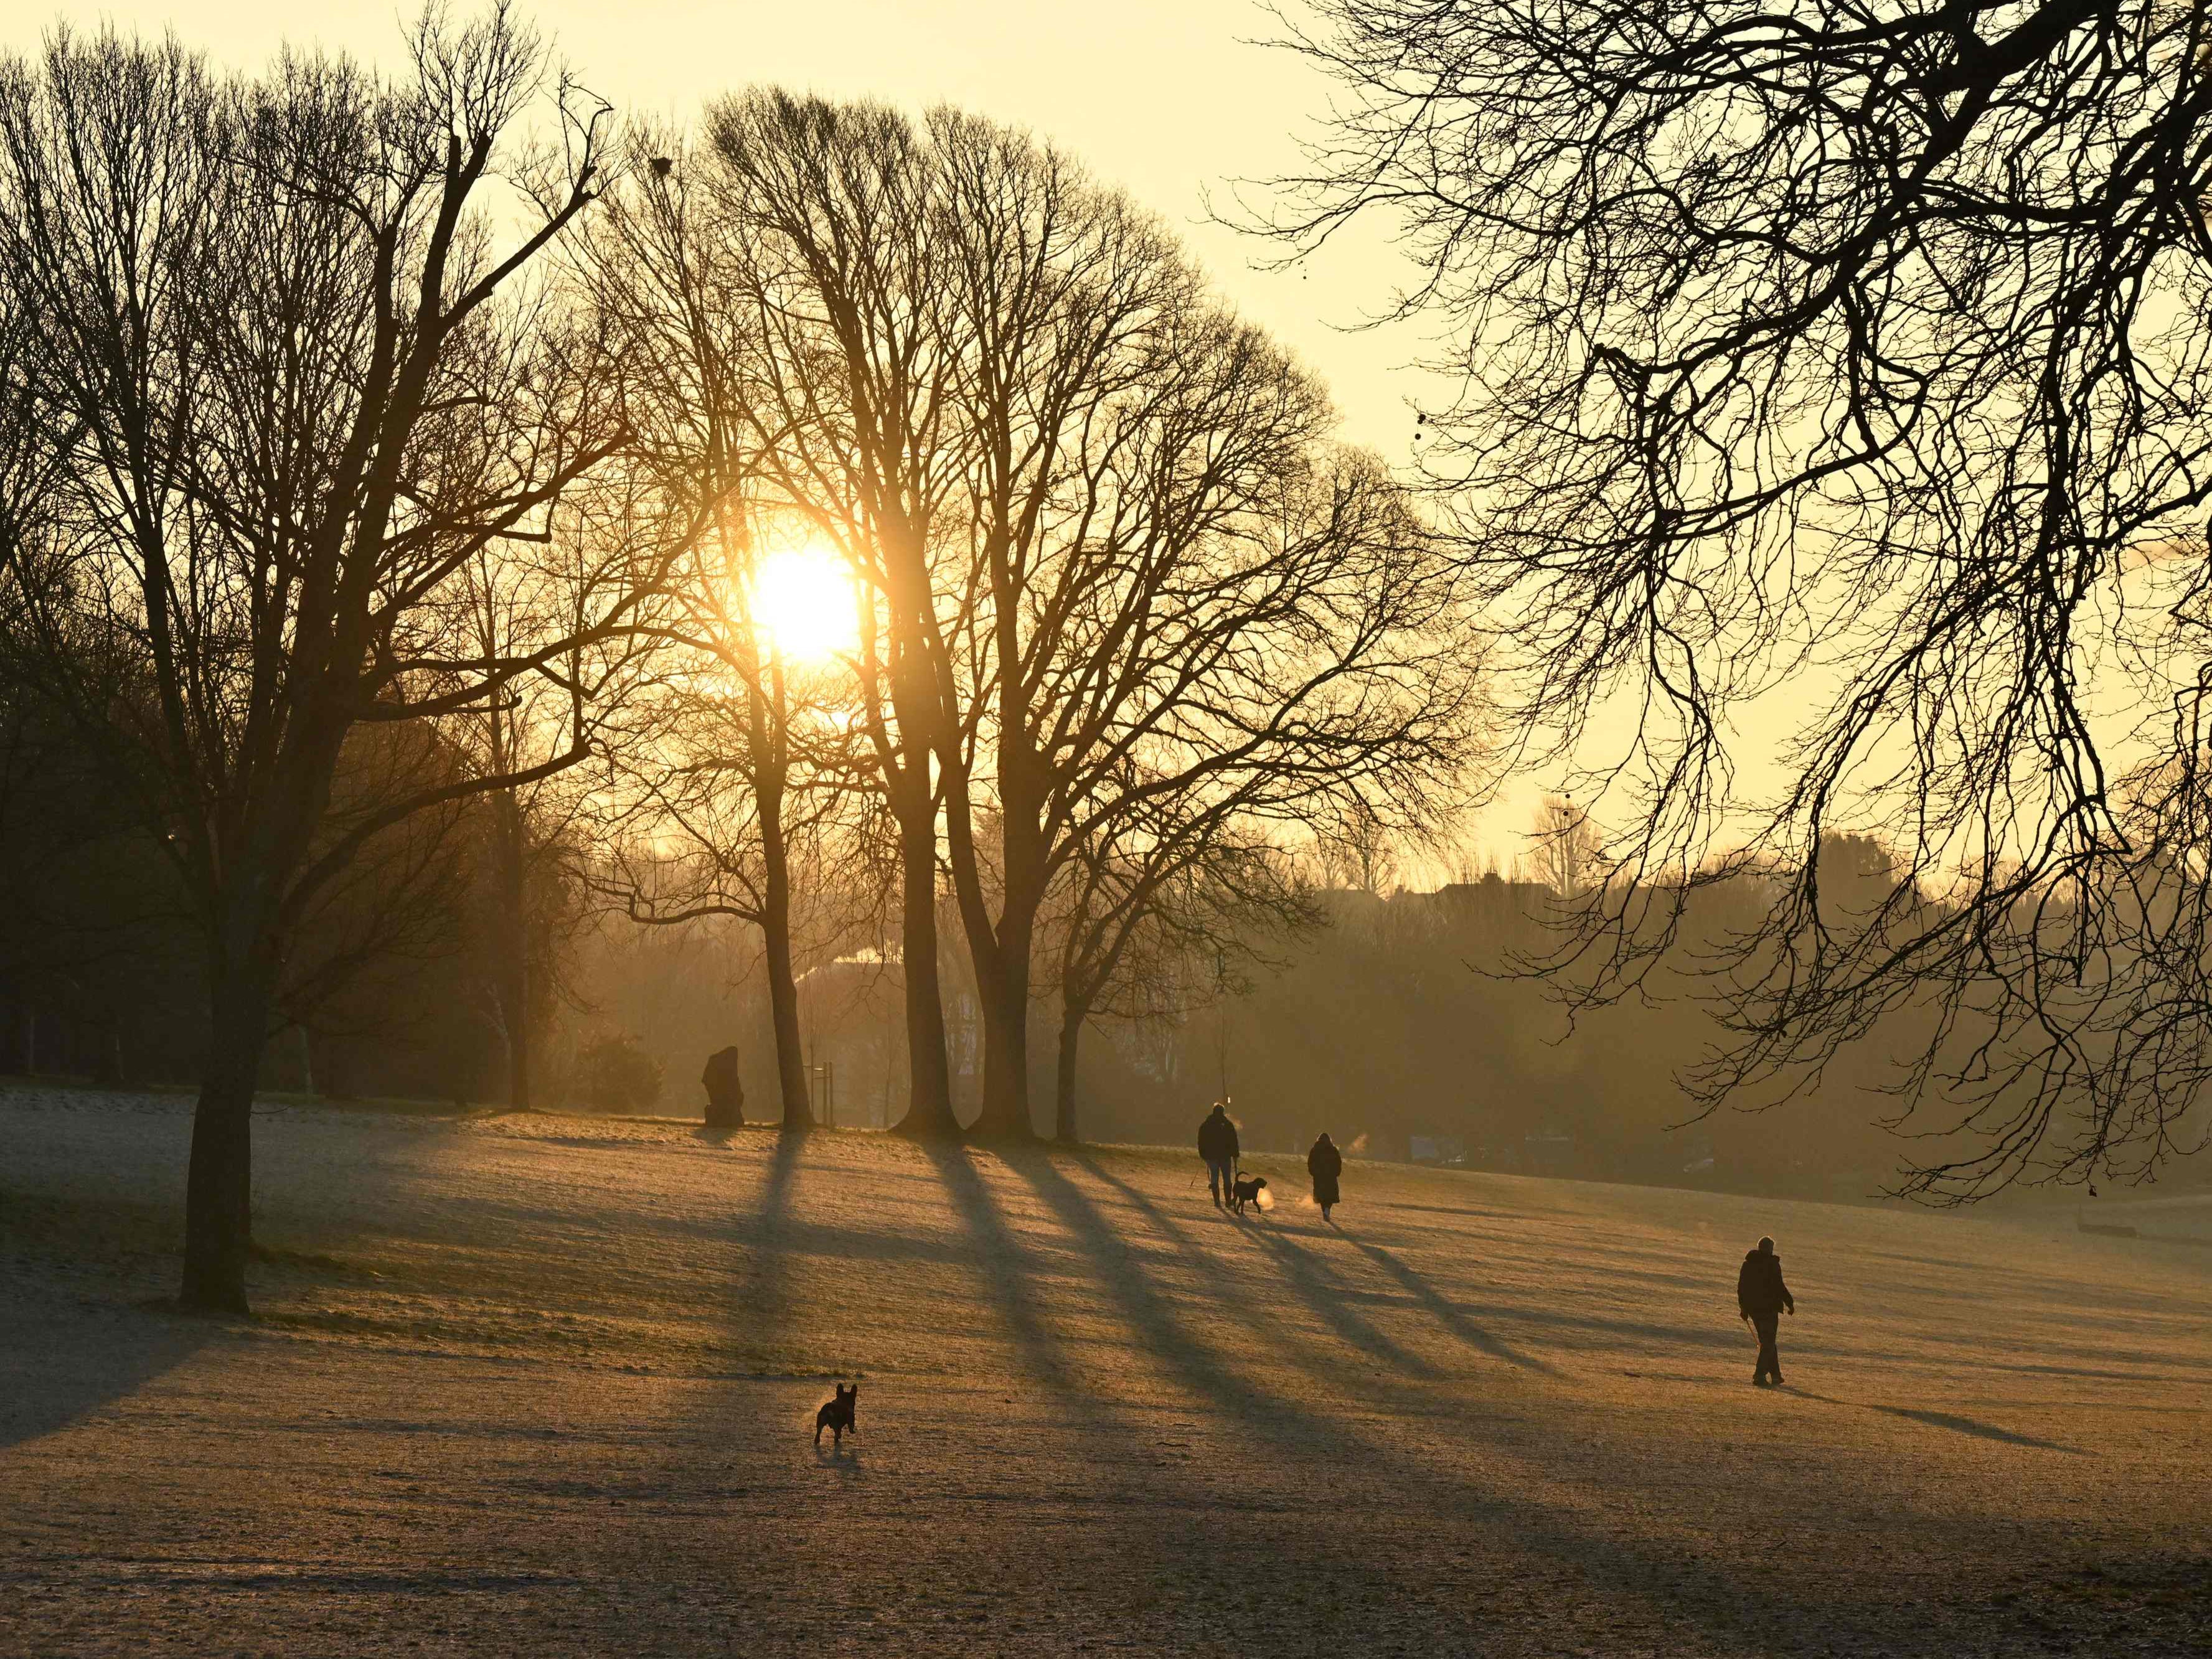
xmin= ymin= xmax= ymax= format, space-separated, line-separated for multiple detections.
xmin=1229 ymin=1174 xmax=1268 ymax=1213
xmin=814 ymin=1383 xmax=858 ymax=1449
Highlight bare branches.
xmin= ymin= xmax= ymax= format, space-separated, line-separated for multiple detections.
xmin=0 ymin=10 xmax=659 ymax=1307
xmin=1267 ymin=0 xmax=2212 ymax=1197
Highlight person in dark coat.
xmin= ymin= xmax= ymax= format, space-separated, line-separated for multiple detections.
xmin=1198 ymin=1102 xmax=1240 ymax=1206
xmin=1307 ymin=1132 xmax=1343 ymax=1222
xmin=1737 ymin=1235 xmax=1795 ymax=1386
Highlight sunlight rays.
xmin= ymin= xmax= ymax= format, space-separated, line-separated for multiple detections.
xmin=748 ymin=543 xmax=859 ymax=665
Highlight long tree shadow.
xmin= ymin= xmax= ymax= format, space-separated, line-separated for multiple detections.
xmin=1791 ymin=1391 xmax=2087 ymax=1454
xmin=1040 ymin=1147 xmax=2005 ymax=1658
xmin=911 ymin=1144 xmax=1482 ymax=1643
xmin=1232 ymin=1211 xmax=1446 ymax=1379
xmin=938 ymin=1147 xmax=1525 ymax=1642
xmin=1345 ymin=1236 xmax=1554 ymax=1373
xmin=0 ymin=1312 xmax=208 ymax=1450
xmin=733 ymin=1127 xmax=808 ymax=1347
xmin=1073 ymin=1154 xmax=1456 ymax=1412
xmin=918 ymin=1142 xmax=1083 ymax=1393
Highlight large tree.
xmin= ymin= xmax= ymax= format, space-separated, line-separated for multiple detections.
xmin=661 ymin=93 xmax=972 ymax=1136
xmin=449 ymin=512 xmax=646 ymax=1115
xmin=1045 ymin=798 xmax=1319 ymax=1146
xmin=0 ymin=12 xmax=651 ymax=1309
xmin=672 ymin=94 xmax=1481 ymax=1138
xmin=1271 ymin=0 xmax=2212 ymax=1196
xmin=576 ymin=158 xmax=897 ymax=1132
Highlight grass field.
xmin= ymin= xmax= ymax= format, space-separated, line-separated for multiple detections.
xmin=3 ymin=1086 xmax=2208 ymax=1656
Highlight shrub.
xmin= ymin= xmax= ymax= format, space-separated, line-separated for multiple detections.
xmin=577 ymin=1033 xmax=663 ymax=1114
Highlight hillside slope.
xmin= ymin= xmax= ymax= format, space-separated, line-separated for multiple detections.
xmin=2 ymin=1088 xmax=2207 ymax=1656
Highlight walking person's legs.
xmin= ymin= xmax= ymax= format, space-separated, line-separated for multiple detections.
xmin=1753 ymin=1313 xmax=1781 ymax=1384
xmin=1207 ymin=1160 xmax=1229 ymax=1204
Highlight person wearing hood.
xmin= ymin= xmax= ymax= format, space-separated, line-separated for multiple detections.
xmin=1737 ymin=1236 xmax=1795 ymax=1386
xmin=1197 ymin=1102 xmax=1240 ymax=1207
xmin=1307 ymin=1132 xmax=1344 ymax=1222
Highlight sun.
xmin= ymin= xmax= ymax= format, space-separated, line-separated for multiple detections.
xmin=749 ymin=544 xmax=859 ymax=664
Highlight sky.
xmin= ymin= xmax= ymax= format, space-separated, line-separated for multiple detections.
xmin=0 ymin=0 xmax=1518 ymax=865
xmin=1 ymin=1 xmax=1443 ymax=456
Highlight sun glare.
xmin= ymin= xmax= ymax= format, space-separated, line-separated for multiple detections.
xmin=750 ymin=545 xmax=858 ymax=664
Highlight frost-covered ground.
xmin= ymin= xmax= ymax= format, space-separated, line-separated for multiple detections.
xmin=2 ymin=1086 xmax=2208 ymax=1657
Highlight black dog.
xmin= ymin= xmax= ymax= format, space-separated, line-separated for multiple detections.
xmin=814 ymin=1382 xmax=858 ymax=1449
xmin=1229 ymin=1174 xmax=1268 ymax=1213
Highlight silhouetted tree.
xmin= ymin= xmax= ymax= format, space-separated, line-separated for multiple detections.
xmin=0 ymin=12 xmax=650 ymax=1309
xmin=448 ymin=503 xmax=656 ymax=1115
xmin=1047 ymin=808 xmax=1317 ymax=1145
xmin=575 ymin=145 xmax=906 ymax=1133
xmin=677 ymin=96 xmax=1482 ymax=1139
xmin=1528 ymin=796 xmax=1606 ymax=902
xmin=659 ymin=93 xmax=973 ymax=1137
xmin=1268 ymin=0 xmax=2212 ymax=1197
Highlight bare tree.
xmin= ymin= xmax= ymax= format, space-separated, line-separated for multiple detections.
xmin=595 ymin=93 xmax=1482 ymax=1141
xmin=0 ymin=12 xmax=651 ymax=1309
xmin=1266 ymin=0 xmax=2212 ymax=1197
xmin=575 ymin=151 xmax=900 ymax=1132
xmin=665 ymin=92 xmax=974 ymax=1137
xmin=1045 ymin=796 xmax=1319 ymax=1145
xmin=1320 ymin=792 xmax=1400 ymax=898
xmin=925 ymin=118 xmax=1489 ymax=1138
xmin=588 ymin=557 xmax=887 ymax=1134
xmin=449 ymin=499 xmax=651 ymax=1112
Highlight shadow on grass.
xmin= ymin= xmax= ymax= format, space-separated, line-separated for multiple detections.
xmin=734 ymin=1127 xmax=807 ymax=1345
xmin=0 ymin=1310 xmax=208 ymax=1450
xmin=1233 ymin=1212 xmax=1445 ymax=1379
xmin=1026 ymin=1146 xmax=1993 ymax=1658
xmin=1794 ymin=1391 xmax=2086 ymax=1454
xmin=1344 ymin=1237 xmax=1554 ymax=1373
xmin=936 ymin=1145 xmax=1492 ymax=1637
xmin=919 ymin=1142 xmax=1085 ymax=1392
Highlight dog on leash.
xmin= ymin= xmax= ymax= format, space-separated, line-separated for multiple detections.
xmin=1229 ymin=1174 xmax=1268 ymax=1213
xmin=814 ymin=1383 xmax=858 ymax=1449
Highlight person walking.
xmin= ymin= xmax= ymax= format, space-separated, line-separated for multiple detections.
xmin=1198 ymin=1102 xmax=1240 ymax=1207
xmin=1307 ymin=1132 xmax=1343 ymax=1223
xmin=1737 ymin=1235 xmax=1795 ymax=1386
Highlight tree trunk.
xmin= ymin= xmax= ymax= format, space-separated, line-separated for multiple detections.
xmin=1053 ymin=995 xmax=1085 ymax=1145
xmin=966 ymin=901 xmax=1036 ymax=1141
xmin=890 ymin=802 xmax=959 ymax=1137
xmin=757 ymin=770 xmax=814 ymax=1134
xmin=505 ymin=1017 xmax=528 ymax=1111
xmin=879 ymin=548 xmax=959 ymax=1139
xmin=492 ymin=788 xmax=532 ymax=1112
xmin=92 ymin=1009 xmax=125 ymax=1086
xmin=946 ymin=753 xmax=1040 ymax=1140
xmin=179 ymin=966 xmax=273 ymax=1314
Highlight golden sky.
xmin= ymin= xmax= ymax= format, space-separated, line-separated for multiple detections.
xmin=5 ymin=4 xmax=2160 ymax=880
xmin=0 ymin=1 xmax=1581 ymax=864
xmin=2 ymin=1 xmax=1443 ymax=459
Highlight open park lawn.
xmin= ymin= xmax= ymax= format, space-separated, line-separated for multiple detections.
xmin=3 ymin=1088 xmax=2208 ymax=1656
